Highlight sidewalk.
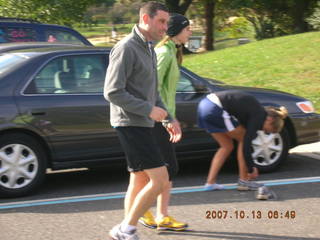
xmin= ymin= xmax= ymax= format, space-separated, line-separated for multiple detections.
xmin=289 ymin=141 xmax=320 ymax=159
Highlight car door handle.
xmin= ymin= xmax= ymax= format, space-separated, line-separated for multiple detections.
xmin=31 ymin=111 xmax=46 ymax=116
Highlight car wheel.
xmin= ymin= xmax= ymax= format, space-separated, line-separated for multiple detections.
xmin=251 ymin=128 xmax=289 ymax=172
xmin=0 ymin=133 xmax=47 ymax=197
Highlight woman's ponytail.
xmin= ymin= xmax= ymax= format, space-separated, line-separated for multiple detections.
xmin=265 ymin=106 xmax=288 ymax=132
xmin=278 ymin=106 xmax=288 ymax=120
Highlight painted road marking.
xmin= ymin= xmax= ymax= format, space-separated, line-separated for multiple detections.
xmin=0 ymin=176 xmax=320 ymax=210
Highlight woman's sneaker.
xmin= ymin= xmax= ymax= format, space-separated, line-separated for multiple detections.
xmin=204 ymin=183 xmax=224 ymax=191
xmin=109 ymin=224 xmax=139 ymax=240
xmin=237 ymin=179 xmax=264 ymax=191
xmin=138 ymin=210 xmax=157 ymax=229
xmin=256 ymin=186 xmax=277 ymax=200
xmin=156 ymin=216 xmax=188 ymax=231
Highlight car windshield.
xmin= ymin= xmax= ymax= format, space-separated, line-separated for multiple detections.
xmin=0 ymin=52 xmax=36 ymax=75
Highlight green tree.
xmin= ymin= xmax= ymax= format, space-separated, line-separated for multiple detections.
xmin=0 ymin=0 xmax=115 ymax=26
xmin=118 ymin=0 xmax=193 ymax=14
xmin=306 ymin=1 xmax=320 ymax=30
xmin=228 ymin=0 xmax=318 ymax=38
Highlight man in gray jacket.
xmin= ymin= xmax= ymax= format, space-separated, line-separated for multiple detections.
xmin=104 ymin=2 xmax=178 ymax=240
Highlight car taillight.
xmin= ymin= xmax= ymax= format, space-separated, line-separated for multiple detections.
xmin=296 ymin=101 xmax=315 ymax=113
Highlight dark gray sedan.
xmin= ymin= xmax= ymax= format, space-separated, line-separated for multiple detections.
xmin=0 ymin=44 xmax=319 ymax=197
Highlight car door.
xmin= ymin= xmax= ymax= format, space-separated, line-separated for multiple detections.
xmin=16 ymin=53 xmax=123 ymax=164
xmin=175 ymin=68 xmax=217 ymax=156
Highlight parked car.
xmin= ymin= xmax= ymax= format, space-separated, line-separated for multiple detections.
xmin=0 ymin=44 xmax=319 ymax=197
xmin=0 ymin=17 xmax=92 ymax=46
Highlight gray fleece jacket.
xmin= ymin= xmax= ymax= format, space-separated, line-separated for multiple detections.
xmin=104 ymin=25 xmax=168 ymax=127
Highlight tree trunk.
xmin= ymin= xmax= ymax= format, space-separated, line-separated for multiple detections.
xmin=204 ymin=0 xmax=215 ymax=51
xmin=291 ymin=0 xmax=311 ymax=33
xmin=165 ymin=0 xmax=193 ymax=15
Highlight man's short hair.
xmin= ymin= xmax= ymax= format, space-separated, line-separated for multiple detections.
xmin=140 ymin=1 xmax=169 ymax=18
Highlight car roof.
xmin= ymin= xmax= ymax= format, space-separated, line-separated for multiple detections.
xmin=0 ymin=42 xmax=104 ymax=53
xmin=0 ymin=17 xmax=77 ymax=30
xmin=0 ymin=17 xmax=93 ymax=46
xmin=0 ymin=17 xmax=41 ymax=24
xmin=0 ymin=43 xmax=109 ymax=55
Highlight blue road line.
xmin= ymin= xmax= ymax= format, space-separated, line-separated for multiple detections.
xmin=0 ymin=177 xmax=320 ymax=210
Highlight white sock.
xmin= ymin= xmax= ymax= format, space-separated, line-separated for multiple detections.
xmin=205 ymin=183 xmax=224 ymax=189
xmin=120 ymin=222 xmax=136 ymax=234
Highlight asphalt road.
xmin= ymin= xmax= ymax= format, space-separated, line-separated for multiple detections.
xmin=1 ymin=152 xmax=320 ymax=240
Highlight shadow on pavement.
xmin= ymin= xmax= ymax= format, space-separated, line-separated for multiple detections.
xmin=159 ymin=230 xmax=320 ymax=240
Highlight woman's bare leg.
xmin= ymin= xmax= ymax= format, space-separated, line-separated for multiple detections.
xmin=206 ymin=133 xmax=234 ymax=184
xmin=227 ymin=126 xmax=249 ymax=180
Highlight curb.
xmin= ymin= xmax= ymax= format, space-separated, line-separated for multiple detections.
xmin=289 ymin=142 xmax=320 ymax=160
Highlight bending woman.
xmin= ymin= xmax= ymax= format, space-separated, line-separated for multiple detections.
xmin=197 ymin=90 xmax=288 ymax=191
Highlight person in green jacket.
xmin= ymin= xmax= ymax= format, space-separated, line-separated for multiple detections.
xmin=139 ymin=13 xmax=192 ymax=231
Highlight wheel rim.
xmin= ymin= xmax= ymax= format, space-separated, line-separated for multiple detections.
xmin=251 ymin=131 xmax=283 ymax=167
xmin=0 ymin=144 xmax=38 ymax=189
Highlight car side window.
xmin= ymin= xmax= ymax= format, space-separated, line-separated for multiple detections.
xmin=177 ymin=72 xmax=195 ymax=92
xmin=2 ymin=27 xmax=36 ymax=43
xmin=72 ymin=55 xmax=106 ymax=93
xmin=24 ymin=54 xmax=106 ymax=94
xmin=45 ymin=30 xmax=84 ymax=45
xmin=0 ymin=28 xmax=7 ymax=43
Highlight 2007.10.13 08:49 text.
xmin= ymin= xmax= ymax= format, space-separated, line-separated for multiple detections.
xmin=205 ymin=210 xmax=296 ymax=220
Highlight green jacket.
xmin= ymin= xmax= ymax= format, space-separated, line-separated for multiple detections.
xmin=155 ymin=40 xmax=180 ymax=118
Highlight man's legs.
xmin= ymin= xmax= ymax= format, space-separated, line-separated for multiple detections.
xmin=123 ymin=166 xmax=169 ymax=226
xmin=112 ymin=167 xmax=168 ymax=239
xmin=124 ymin=171 xmax=149 ymax=217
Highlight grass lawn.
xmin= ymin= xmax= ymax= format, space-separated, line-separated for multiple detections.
xmin=75 ymin=23 xmax=134 ymax=38
xmin=183 ymin=31 xmax=320 ymax=112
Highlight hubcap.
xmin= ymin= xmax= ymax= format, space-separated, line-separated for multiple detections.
xmin=251 ymin=131 xmax=283 ymax=167
xmin=0 ymin=144 xmax=38 ymax=189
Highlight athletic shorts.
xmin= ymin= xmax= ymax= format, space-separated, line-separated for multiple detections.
xmin=197 ymin=94 xmax=239 ymax=133
xmin=115 ymin=124 xmax=178 ymax=180
xmin=153 ymin=122 xmax=178 ymax=180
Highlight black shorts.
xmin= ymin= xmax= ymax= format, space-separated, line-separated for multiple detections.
xmin=116 ymin=123 xmax=178 ymax=180
xmin=153 ymin=123 xmax=179 ymax=180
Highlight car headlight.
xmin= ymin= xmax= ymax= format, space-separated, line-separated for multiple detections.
xmin=296 ymin=101 xmax=315 ymax=113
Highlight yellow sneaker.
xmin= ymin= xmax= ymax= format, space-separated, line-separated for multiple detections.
xmin=156 ymin=216 xmax=188 ymax=231
xmin=139 ymin=210 xmax=157 ymax=229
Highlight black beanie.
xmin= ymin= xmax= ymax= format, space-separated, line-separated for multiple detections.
xmin=167 ymin=13 xmax=190 ymax=37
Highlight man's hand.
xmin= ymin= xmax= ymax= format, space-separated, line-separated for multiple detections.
xmin=248 ymin=167 xmax=259 ymax=180
xmin=149 ymin=106 xmax=167 ymax=122
xmin=165 ymin=119 xmax=182 ymax=143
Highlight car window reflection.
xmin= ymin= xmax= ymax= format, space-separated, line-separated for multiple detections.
xmin=25 ymin=54 xmax=106 ymax=94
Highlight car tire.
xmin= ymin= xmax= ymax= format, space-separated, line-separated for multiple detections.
xmin=0 ymin=133 xmax=47 ymax=197
xmin=251 ymin=127 xmax=290 ymax=173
